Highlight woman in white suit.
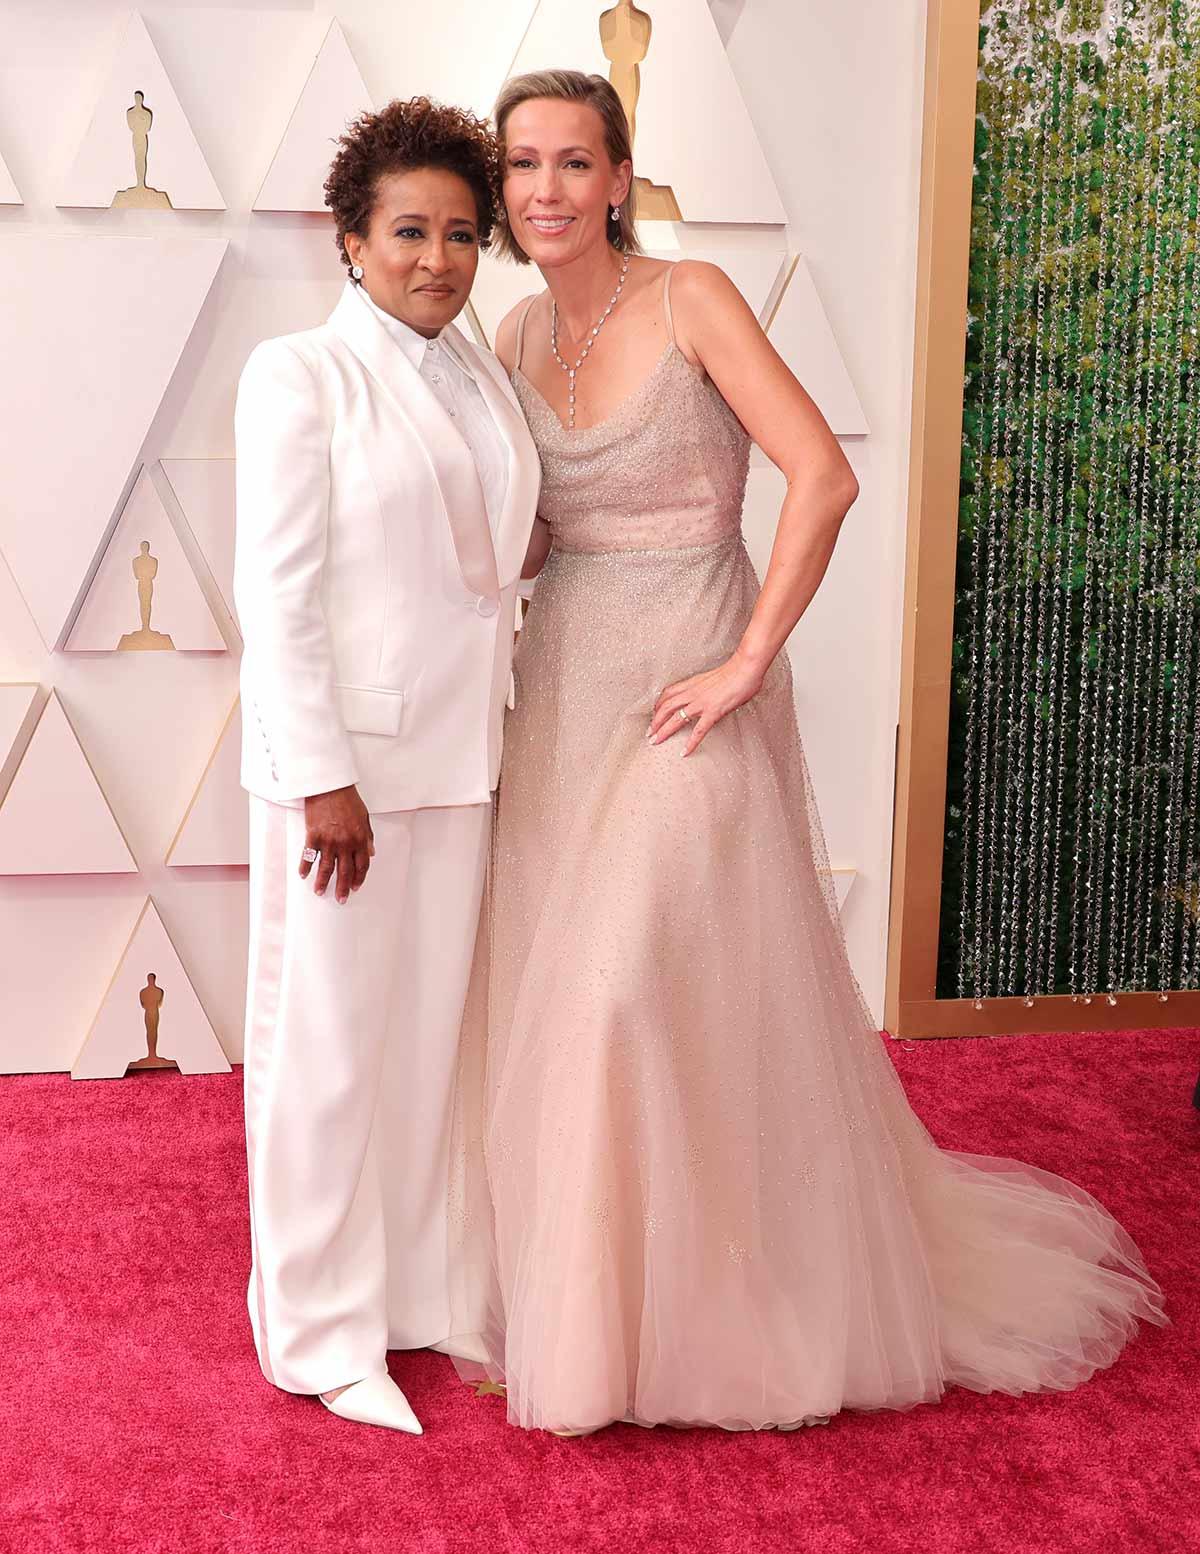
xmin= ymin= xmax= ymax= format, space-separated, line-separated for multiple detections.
xmin=233 ymin=98 xmax=539 ymax=1435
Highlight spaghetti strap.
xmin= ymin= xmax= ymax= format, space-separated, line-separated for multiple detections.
xmin=661 ymin=264 xmax=677 ymax=348
xmin=514 ymin=294 xmax=538 ymax=373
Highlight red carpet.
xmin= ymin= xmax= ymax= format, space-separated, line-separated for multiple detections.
xmin=2 ymin=1028 xmax=1195 ymax=1554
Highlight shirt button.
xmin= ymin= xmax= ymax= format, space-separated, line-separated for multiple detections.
xmin=447 ymin=407 xmax=457 ymax=417
xmin=474 ymin=595 xmax=499 ymax=617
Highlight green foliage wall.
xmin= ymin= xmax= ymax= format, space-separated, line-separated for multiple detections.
xmin=941 ymin=0 xmax=1200 ymax=1000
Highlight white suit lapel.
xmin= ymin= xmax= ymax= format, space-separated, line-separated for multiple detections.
xmin=328 ymin=284 xmax=500 ymax=598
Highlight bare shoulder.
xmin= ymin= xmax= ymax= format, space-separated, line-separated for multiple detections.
xmin=664 ymin=260 xmax=757 ymax=365
xmin=494 ymin=293 xmax=544 ymax=375
xmin=666 ymin=258 xmax=747 ymax=312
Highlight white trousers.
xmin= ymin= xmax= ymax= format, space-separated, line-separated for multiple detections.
xmin=242 ymin=794 xmax=489 ymax=1395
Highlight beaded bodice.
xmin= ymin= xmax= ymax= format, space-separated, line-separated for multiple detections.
xmin=512 ymin=336 xmax=750 ymax=556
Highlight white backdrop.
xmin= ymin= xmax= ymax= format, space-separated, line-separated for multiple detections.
xmin=0 ymin=1 xmax=926 ymax=1070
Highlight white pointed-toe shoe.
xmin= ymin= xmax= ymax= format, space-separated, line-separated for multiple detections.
xmin=319 ymin=1372 xmax=423 ymax=1435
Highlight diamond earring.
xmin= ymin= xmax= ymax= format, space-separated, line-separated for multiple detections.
xmin=610 ymin=206 xmax=619 ymax=222
xmin=351 ymin=263 xmax=364 ymax=280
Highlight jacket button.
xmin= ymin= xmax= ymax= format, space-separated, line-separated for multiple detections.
xmin=474 ymin=595 xmax=499 ymax=617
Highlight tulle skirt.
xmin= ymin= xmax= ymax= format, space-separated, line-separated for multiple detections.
xmin=448 ymin=536 xmax=1167 ymax=1433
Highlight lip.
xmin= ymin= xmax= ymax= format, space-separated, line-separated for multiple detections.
xmin=415 ymin=285 xmax=455 ymax=298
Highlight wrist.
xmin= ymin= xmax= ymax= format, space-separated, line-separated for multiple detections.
xmin=733 ymin=641 xmax=773 ymax=681
xmin=305 ymin=784 xmax=356 ymax=806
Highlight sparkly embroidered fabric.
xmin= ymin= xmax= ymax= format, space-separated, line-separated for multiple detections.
xmin=448 ymin=337 xmax=1166 ymax=1435
xmin=514 ymin=345 xmax=749 ymax=554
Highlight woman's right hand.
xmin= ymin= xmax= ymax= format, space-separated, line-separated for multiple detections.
xmin=301 ymin=785 xmax=374 ymax=903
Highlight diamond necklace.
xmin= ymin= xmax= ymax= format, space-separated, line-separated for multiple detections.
xmin=549 ymin=251 xmax=631 ymax=430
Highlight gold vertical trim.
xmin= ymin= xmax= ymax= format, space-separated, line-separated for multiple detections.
xmin=886 ymin=0 xmax=981 ymax=1035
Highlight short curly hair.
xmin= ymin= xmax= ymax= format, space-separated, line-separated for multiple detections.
xmin=323 ymin=97 xmax=500 ymax=276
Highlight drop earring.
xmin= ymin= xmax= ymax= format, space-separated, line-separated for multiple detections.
xmin=610 ymin=206 xmax=619 ymax=222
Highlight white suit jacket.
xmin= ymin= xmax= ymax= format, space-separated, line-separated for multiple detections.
xmin=233 ymin=282 xmax=540 ymax=812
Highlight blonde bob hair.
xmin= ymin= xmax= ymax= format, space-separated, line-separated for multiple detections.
xmin=491 ymin=69 xmax=642 ymax=264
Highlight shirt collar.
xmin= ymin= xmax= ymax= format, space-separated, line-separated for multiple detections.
xmin=355 ymin=283 xmax=473 ymax=378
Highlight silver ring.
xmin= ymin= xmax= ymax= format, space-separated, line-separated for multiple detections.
xmin=677 ymin=708 xmax=691 ymax=722
xmin=301 ymin=846 xmax=319 ymax=864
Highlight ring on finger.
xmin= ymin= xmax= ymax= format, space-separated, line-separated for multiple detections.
xmin=677 ymin=708 xmax=691 ymax=723
xmin=301 ymin=846 xmax=319 ymax=863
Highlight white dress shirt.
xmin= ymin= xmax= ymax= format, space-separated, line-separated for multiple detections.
xmin=359 ymin=287 xmax=508 ymax=532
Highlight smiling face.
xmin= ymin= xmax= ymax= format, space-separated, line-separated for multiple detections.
xmin=344 ymin=165 xmax=481 ymax=338
xmin=501 ymin=98 xmax=631 ymax=269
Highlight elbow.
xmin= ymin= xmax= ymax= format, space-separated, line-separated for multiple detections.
xmin=806 ymin=460 xmax=857 ymax=531
xmin=790 ymin=454 xmax=859 ymax=523
xmin=833 ymin=459 xmax=859 ymax=515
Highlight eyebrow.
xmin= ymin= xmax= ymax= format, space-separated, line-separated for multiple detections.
xmin=390 ymin=212 xmax=477 ymax=226
xmin=506 ymin=145 xmax=595 ymax=157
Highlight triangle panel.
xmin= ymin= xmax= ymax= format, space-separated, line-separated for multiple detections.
xmin=0 ymin=232 xmax=227 ymax=647
xmin=511 ymin=0 xmax=785 ymax=224
xmin=72 ymin=897 xmax=231 ymax=1078
xmin=768 ymin=256 xmax=868 ymax=438
xmin=642 ymin=247 xmax=786 ymax=323
xmin=167 ymin=700 xmax=248 ymax=867
xmin=160 ymin=458 xmax=238 ymax=630
xmin=0 ymin=684 xmax=41 ymax=803
xmin=254 ymin=19 xmax=373 ymax=213
xmin=0 ymin=692 xmax=136 ymax=875
xmin=0 ymin=146 xmax=21 ymax=204
xmin=66 ymin=469 xmax=225 ymax=653
xmin=57 ymin=11 xmax=224 ymax=210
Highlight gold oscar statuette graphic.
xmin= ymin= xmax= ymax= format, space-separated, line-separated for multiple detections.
xmin=118 ymin=540 xmax=175 ymax=651
xmin=111 ymin=90 xmax=173 ymax=209
xmin=125 ymin=973 xmax=178 ymax=1072
xmin=599 ymin=0 xmax=681 ymax=221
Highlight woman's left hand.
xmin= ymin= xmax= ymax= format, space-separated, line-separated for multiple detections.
xmin=648 ymin=652 xmax=767 ymax=756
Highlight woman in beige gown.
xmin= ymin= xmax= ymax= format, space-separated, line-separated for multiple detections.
xmin=450 ymin=71 xmax=1166 ymax=1435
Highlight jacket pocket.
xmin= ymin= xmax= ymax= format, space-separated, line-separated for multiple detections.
xmin=335 ymin=683 xmax=405 ymax=737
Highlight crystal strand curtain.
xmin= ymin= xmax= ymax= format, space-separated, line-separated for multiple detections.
xmin=941 ymin=0 xmax=1200 ymax=1001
